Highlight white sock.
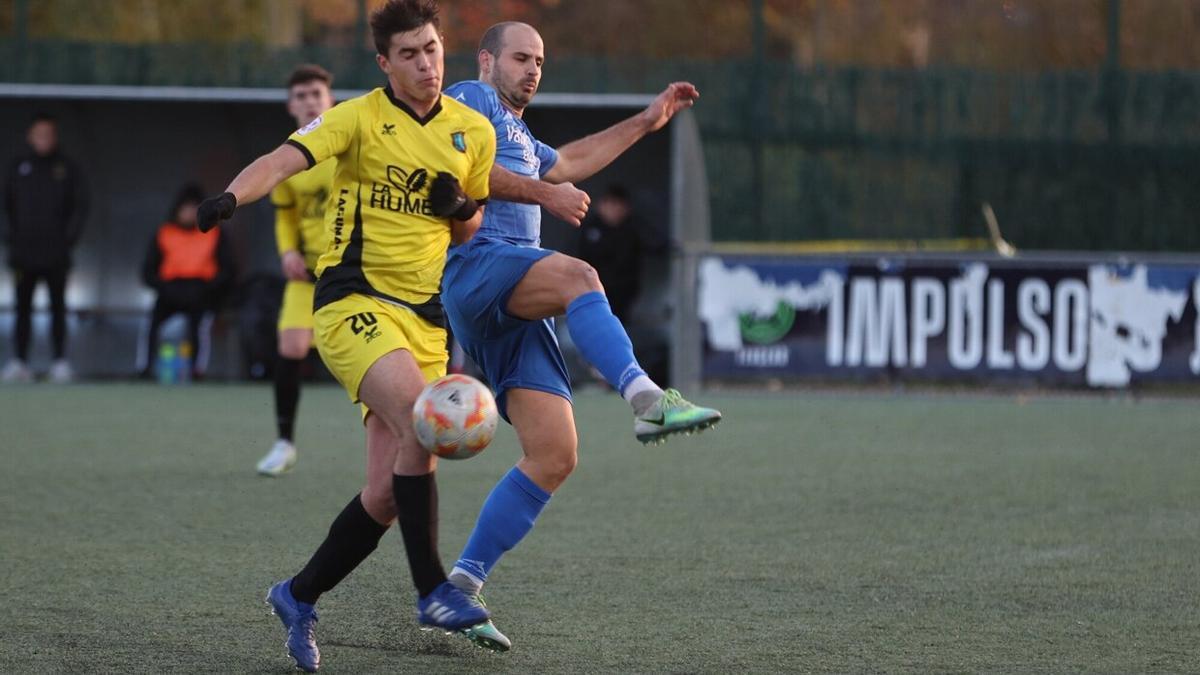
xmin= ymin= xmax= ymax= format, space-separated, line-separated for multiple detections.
xmin=622 ymin=375 xmax=663 ymax=410
xmin=449 ymin=567 xmax=484 ymax=595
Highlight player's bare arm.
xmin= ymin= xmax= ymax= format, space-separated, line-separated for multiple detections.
xmin=542 ymin=82 xmax=698 ymax=184
xmin=227 ymin=144 xmax=310 ymax=207
xmin=488 ymin=165 xmax=589 ymax=226
xmin=450 ymin=206 xmax=485 ymax=245
xmin=197 ymin=144 xmax=309 ymax=231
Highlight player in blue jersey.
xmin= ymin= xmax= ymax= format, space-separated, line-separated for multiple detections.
xmin=440 ymin=22 xmax=722 ymax=651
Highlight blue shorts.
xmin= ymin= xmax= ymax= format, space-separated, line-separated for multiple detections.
xmin=443 ymin=237 xmax=572 ymax=420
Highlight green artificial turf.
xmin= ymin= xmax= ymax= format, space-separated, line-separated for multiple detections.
xmin=1 ymin=384 xmax=1197 ymax=673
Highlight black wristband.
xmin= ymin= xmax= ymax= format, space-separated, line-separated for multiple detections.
xmin=450 ymin=196 xmax=479 ymax=222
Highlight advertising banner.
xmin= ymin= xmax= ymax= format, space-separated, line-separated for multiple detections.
xmin=699 ymin=255 xmax=1199 ymax=387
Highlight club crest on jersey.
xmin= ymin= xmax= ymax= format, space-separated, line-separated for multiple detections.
xmin=296 ymin=115 xmax=323 ymax=136
xmin=451 ymin=131 xmax=467 ymax=153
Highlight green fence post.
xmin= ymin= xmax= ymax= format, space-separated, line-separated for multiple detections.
xmin=750 ymin=0 xmax=766 ymax=240
xmin=14 ymin=0 xmax=29 ymax=80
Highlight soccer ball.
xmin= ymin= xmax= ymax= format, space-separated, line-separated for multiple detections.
xmin=412 ymin=374 xmax=499 ymax=460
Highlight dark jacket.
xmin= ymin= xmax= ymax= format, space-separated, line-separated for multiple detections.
xmin=3 ymin=150 xmax=89 ymax=269
xmin=578 ymin=213 xmax=644 ymax=302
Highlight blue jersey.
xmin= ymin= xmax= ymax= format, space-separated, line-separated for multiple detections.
xmin=445 ymin=80 xmax=559 ymax=247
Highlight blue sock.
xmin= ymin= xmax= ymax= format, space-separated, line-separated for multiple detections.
xmin=566 ymin=291 xmax=647 ymax=395
xmin=452 ymin=467 xmax=551 ymax=585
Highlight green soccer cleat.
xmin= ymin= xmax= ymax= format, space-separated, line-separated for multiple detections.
xmin=634 ymin=388 xmax=722 ymax=445
xmin=457 ymin=593 xmax=511 ymax=652
xmin=462 ymin=619 xmax=512 ymax=652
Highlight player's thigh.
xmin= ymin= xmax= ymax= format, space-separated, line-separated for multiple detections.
xmin=312 ymin=294 xmax=446 ymax=406
xmin=443 ymin=239 xmax=552 ymax=339
xmin=277 ymin=329 xmax=313 ymax=359
xmin=360 ymin=412 xmax=400 ymax=524
xmin=359 ymin=348 xmax=437 ymax=476
xmin=507 ymin=253 xmax=604 ymax=321
xmin=507 ymin=388 xmax=578 ymax=490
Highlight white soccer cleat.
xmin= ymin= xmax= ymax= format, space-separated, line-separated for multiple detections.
xmin=1 ymin=359 xmax=33 ymax=383
xmin=48 ymin=359 xmax=74 ymax=384
xmin=257 ymin=440 xmax=297 ymax=476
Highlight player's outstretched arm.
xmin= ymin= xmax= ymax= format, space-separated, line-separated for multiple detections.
xmin=489 ymin=165 xmax=590 ymax=226
xmin=543 ymin=82 xmax=698 ymax=185
xmin=197 ymin=144 xmax=309 ymax=231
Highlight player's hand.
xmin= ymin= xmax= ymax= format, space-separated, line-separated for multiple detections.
xmin=641 ymin=82 xmax=699 ymax=132
xmin=544 ymin=182 xmax=590 ymax=227
xmin=281 ymin=250 xmax=308 ymax=281
xmin=429 ymin=172 xmax=469 ymax=218
xmin=197 ymin=192 xmax=237 ymax=232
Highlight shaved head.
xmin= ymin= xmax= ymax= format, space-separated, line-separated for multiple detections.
xmin=480 ymin=21 xmax=534 ymax=57
xmin=478 ymin=21 xmax=544 ymax=114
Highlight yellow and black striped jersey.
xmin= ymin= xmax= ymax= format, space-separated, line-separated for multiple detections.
xmin=286 ymin=86 xmax=495 ymax=311
xmin=270 ymin=157 xmax=335 ymax=274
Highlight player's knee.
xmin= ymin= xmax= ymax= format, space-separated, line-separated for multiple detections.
xmin=552 ymin=448 xmax=578 ymax=482
xmin=360 ymin=486 xmax=396 ymax=523
xmin=564 ymin=260 xmax=604 ymax=300
xmin=278 ymin=332 xmax=312 ymax=359
xmin=541 ymin=443 xmax=578 ymax=485
xmin=279 ymin=343 xmax=307 ymax=360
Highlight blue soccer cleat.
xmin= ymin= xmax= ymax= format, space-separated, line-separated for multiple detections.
xmin=267 ymin=579 xmax=320 ymax=672
xmin=416 ymin=581 xmax=490 ymax=631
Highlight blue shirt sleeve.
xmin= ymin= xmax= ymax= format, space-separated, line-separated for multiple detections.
xmin=534 ymin=140 xmax=559 ymax=178
xmin=445 ymin=81 xmax=499 ymax=119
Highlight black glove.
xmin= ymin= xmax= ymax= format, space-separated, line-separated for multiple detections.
xmin=428 ymin=172 xmax=479 ymax=221
xmin=197 ymin=192 xmax=237 ymax=232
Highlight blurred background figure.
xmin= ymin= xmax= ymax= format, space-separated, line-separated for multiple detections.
xmin=577 ymin=185 xmax=643 ymax=323
xmin=2 ymin=112 xmax=89 ymax=383
xmin=138 ymin=183 xmax=235 ymax=381
xmin=257 ymin=63 xmax=336 ymax=477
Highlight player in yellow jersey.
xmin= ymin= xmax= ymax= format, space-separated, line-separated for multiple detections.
xmin=256 ymin=65 xmax=336 ymax=477
xmin=195 ymin=2 xmax=497 ymax=671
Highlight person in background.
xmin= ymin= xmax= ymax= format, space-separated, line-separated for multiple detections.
xmin=2 ymin=112 xmax=89 ymax=383
xmin=576 ymin=184 xmax=644 ymax=323
xmin=256 ymin=64 xmax=336 ymax=478
xmin=138 ymin=183 xmax=235 ymax=381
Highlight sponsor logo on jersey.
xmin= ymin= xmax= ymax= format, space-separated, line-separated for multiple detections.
xmin=370 ymin=165 xmax=436 ymax=215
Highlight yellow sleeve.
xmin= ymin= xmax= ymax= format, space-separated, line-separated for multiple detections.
xmin=464 ymin=120 xmax=496 ymax=203
xmin=286 ymin=98 xmax=359 ymax=167
xmin=272 ymin=181 xmax=301 ymax=256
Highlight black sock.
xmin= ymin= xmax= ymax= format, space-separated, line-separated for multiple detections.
xmin=274 ymin=357 xmax=302 ymax=441
xmin=393 ymin=472 xmax=447 ymax=598
xmin=290 ymin=494 xmax=388 ymax=604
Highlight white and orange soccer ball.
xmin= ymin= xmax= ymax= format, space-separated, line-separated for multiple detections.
xmin=412 ymin=374 xmax=499 ymax=460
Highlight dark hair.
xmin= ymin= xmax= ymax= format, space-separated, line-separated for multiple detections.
xmin=370 ymin=0 xmax=440 ymax=56
xmin=30 ymin=111 xmax=56 ymax=127
xmin=604 ymin=184 xmax=631 ymax=202
xmin=169 ymin=183 xmax=206 ymax=222
xmin=479 ymin=21 xmax=523 ymax=57
xmin=287 ymin=64 xmax=333 ymax=89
